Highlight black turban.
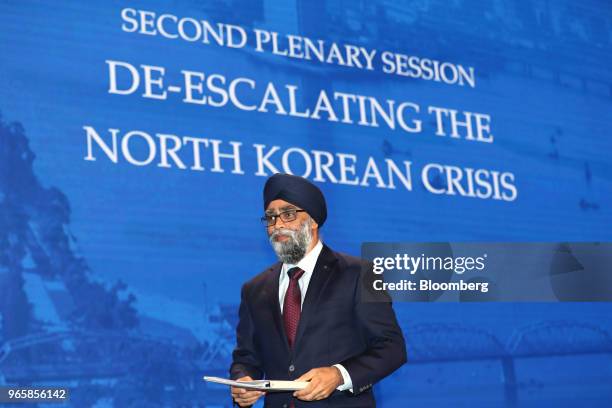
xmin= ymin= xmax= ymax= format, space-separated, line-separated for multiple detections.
xmin=263 ymin=173 xmax=327 ymax=227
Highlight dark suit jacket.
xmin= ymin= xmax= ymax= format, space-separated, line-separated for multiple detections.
xmin=230 ymin=245 xmax=407 ymax=407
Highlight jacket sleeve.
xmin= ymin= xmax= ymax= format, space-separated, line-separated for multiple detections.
xmin=339 ymin=260 xmax=407 ymax=394
xmin=229 ymin=283 xmax=264 ymax=380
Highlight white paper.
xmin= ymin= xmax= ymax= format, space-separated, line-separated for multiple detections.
xmin=203 ymin=376 xmax=309 ymax=391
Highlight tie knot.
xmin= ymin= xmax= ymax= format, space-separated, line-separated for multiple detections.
xmin=288 ymin=267 xmax=305 ymax=281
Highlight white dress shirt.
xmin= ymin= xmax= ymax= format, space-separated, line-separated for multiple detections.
xmin=278 ymin=239 xmax=353 ymax=392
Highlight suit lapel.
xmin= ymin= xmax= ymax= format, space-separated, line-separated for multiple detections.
xmin=293 ymin=245 xmax=338 ymax=352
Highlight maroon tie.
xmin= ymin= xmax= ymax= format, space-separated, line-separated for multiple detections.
xmin=283 ymin=267 xmax=305 ymax=349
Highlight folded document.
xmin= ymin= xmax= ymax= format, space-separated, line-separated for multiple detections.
xmin=203 ymin=376 xmax=309 ymax=391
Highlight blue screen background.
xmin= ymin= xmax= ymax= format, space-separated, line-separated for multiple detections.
xmin=1 ymin=1 xmax=611 ymax=406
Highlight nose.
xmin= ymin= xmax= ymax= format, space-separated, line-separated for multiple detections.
xmin=273 ymin=218 xmax=288 ymax=230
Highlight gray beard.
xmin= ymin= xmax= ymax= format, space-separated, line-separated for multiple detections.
xmin=269 ymin=218 xmax=313 ymax=264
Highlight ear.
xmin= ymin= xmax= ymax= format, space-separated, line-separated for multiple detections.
xmin=310 ymin=219 xmax=319 ymax=232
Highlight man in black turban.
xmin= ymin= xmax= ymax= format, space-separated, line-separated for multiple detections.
xmin=230 ymin=173 xmax=406 ymax=408
xmin=262 ymin=173 xmax=327 ymax=265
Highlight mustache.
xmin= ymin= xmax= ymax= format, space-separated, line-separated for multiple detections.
xmin=270 ymin=228 xmax=297 ymax=241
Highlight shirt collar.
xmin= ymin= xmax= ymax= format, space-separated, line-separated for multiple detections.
xmin=282 ymin=239 xmax=323 ymax=276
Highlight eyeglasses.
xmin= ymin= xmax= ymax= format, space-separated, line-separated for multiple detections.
xmin=260 ymin=209 xmax=306 ymax=227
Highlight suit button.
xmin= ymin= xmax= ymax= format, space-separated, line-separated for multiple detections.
xmin=282 ymin=404 xmax=288 ymax=408
xmin=289 ymin=364 xmax=295 ymax=372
